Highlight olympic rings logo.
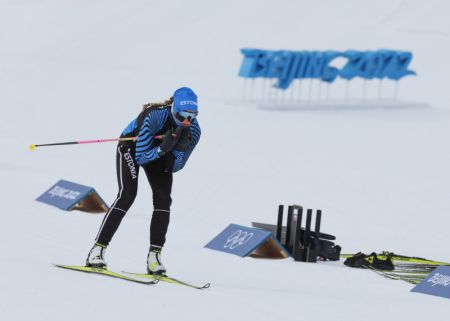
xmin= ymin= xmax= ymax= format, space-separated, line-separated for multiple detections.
xmin=224 ymin=230 xmax=254 ymax=249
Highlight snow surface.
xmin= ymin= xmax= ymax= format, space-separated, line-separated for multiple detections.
xmin=1 ymin=0 xmax=450 ymax=320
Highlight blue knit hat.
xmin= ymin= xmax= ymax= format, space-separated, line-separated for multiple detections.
xmin=172 ymin=87 xmax=198 ymax=113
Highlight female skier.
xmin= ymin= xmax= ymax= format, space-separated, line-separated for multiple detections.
xmin=86 ymin=87 xmax=201 ymax=276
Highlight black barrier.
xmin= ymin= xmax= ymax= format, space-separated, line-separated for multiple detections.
xmin=274 ymin=205 xmax=341 ymax=262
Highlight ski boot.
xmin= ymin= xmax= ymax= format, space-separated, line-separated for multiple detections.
xmin=86 ymin=243 xmax=107 ymax=268
xmin=147 ymin=245 xmax=166 ymax=276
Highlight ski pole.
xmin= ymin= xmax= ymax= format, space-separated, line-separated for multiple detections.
xmin=28 ymin=134 xmax=174 ymax=151
xmin=29 ymin=137 xmax=137 ymax=151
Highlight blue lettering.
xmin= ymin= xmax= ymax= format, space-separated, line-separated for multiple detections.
xmin=239 ymin=49 xmax=416 ymax=89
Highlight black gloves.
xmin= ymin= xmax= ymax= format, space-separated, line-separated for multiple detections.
xmin=173 ymin=127 xmax=191 ymax=152
xmin=158 ymin=126 xmax=183 ymax=155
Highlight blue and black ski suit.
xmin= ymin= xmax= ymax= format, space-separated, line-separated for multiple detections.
xmin=95 ymin=104 xmax=201 ymax=247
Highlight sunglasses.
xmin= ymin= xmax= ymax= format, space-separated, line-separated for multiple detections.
xmin=175 ymin=110 xmax=198 ymax=123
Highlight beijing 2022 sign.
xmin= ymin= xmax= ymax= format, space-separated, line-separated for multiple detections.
xmin=239 ymin=49 xmax=416 ymax=90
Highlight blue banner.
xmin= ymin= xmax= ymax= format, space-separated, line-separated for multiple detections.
xmin=204 ymin=223 xmax=287 ymax=257
xmin=239 ymin=49 xmax=416 ymax=89
xmin=36 ymin=179 xmax=108 ymax=212
xmin=411 ymin=266 xmax=450 ymax=299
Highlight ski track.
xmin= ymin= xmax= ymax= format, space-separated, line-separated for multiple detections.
xmin=1 ymin=1 xmax=450 ymax=321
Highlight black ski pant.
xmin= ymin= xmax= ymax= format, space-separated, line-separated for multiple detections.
xmin=95 ymin=143 xmax=172 ymax=247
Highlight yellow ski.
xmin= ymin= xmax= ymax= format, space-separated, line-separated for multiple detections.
xmin=123 ymin=271 xmax=210 ymax=290
xmin=54 ymin=264 xmax=158 ymax=285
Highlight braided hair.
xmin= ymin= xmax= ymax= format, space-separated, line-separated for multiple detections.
xmin=141 ymin=97 xmax=174 ymax=111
